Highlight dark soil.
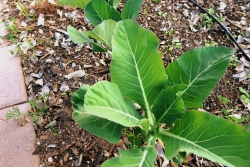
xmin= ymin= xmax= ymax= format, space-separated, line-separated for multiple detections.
xmin=1 ymin=0 xmax=250 ymax=166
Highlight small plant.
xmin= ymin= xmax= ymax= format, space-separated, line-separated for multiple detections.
xmin=229 ymin=56 xmax=240 ymax=67
xmin=167 ymin=40 xmax=182 ymax=52
xmin=168 ymin=29 xmax=174 ymax=36
xmin=172 ymin=17 xmax=177 ymax=21
xmin=6 ymin=98 xmax=47 ymax=124
xmin=6 ymin=106 xmax=22 ymax=120
xmin=217 ymin=95 xmax=229 ymax=115
xmin=239 ymin=87 xmax=250 ymax=104
xmin=158 ymin=10 xmax=163 ymax=18
xmin=58 ymin=0 xmax=143 ymax=51
xmin=17 ymin=2 xmax=33 ymax=21
xmin=200 ymin=8 xmax=223 ymax=28
xmin=205 ymin=40 xmax=217 ymax=46
xmin=5 ymin=18 xmax=19 ymax=42
xmin=40 ymin=92 xmax=49 ymax=104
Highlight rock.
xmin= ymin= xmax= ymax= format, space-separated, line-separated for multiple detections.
xmin=18 ymin=115 xmax=26 ymax=126
xmin=48 ymin=157 xmax=53 ymax=162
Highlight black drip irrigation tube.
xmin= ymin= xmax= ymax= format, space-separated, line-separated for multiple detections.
xmin=188 ymin=0 xmax=250 ymax=62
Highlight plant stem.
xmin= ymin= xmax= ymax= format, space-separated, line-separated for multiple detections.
xmin=146 ymin=108 xmax=154 ymax=126
xmin=188 ymin=0 xmax=250 ymax=61
xmin=146 ymin=135 xmax=157 ymax=149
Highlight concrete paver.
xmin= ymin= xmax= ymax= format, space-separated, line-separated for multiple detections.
xmin=0 ymin=103 xmax=39 ymax=167
xmin=0 ymin=25 xmax=39 ymax=166
xmin=0 ymin=22 xmax=8 ymax=37
xmin=0 ymin=45 xmax=27 ymax=109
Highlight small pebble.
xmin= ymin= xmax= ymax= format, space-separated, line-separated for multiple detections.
xmin=46 ymin=59 xmax=53 ymax=64
xmin=48 ymin=157 xmax=53 ymax=162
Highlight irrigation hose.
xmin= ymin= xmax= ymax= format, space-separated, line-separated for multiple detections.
xmin=188 ymin=0 xmax=250 ymax=62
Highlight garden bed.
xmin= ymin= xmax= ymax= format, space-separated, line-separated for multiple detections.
xmin=1 ymin=0 xmax=250 ymax=166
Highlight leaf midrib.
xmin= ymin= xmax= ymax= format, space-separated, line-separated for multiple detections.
xmin=87 ymin=105 xmax=141 ymax=122
xmin=124 ymin=23 xmax=150 ymax=114
xmin=160 ymin=129 xmax=235 ymax=167
xmin=179 ymin=57 xmax=227 ymax=106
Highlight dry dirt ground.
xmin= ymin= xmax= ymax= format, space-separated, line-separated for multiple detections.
xmin=1 ymin=0 xmax=250 ymax=166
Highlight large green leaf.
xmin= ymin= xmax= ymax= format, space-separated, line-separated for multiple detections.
xmin=84 ymin=81 xmax=143 ymax=127
xmin=151 ymin=85 xmax=185 ymax=126
xmin=111 ymin=20 xmax=166 ymax=113
xmin=72 ymin=85 xmax=123 ymax=143
xmin=67 ymin=26 xmax=106 ymax=52
xmin=57 ymin=0 xmax=90 ymax=9
xmin=85 ymin=0 xmax=121 ymax=26
xmin=165 ymin=46 xmax=233 ymax=108
xmin=85 ymin=20 xmax=116 ymax=48
xmin=105 ymin=0 xmax=122 ymax=9
xmin=159 ymin=110 xmax=250 ymax=167
xmin=121 ymin=0 xmax=143 ymax=20
xmin=102 ymin=136 xmax=157 ymax=167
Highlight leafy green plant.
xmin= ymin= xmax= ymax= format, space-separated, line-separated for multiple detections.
xmin=239 ymin=87 xmax=250 ymax=104
xmin=168 ymin=29 xmax=174 ymax=36
xmin=58 ymin=0 xmax=143 ymax=51
xmin=204 ymin=40 xmax=217 ymax=46
xmin=17 ymin=2 xmax=34 ymax=21
xmin=58 ymin=0 xmax=250 ymax=166
xmin=229 ymin=56 xmax=240 ymax=67
xmin=6 ymin=97 xmax=47 ymax=124
xmin=172 ymin=17 xmax=177 ymax=21
xmin=200 ymin=8 xmax=223 ymax=28
xmin=6 ymin=106 xmax=22 ymax=120
xmin=167 ymin=40 xmax=182 ymax=52
xmin=58 ymin=0 xmax=142 ymax=24
xmin=5 ymin=18 xmax=19 ymax=42
xmin=217 ymin=95 xmax=229 ymax=115
xmin=158 ymin=10 xmax=163 ymax=18
xmin=70 ymin=19 xmax=250 ymax=166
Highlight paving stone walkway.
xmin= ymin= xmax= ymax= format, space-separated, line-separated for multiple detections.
xmin=0 ymin=24 xmax=39 ymax=167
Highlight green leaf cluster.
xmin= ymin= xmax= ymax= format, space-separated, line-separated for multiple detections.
xmin=58 ymin=0 xmax=143 ymax=51
xmin=58 ymin=0 xmax=143 ymax=26
xmin=58 ymin=1 xmax=250 ymax=167
xmin=200 ymin=8 xmax=224 ymax=28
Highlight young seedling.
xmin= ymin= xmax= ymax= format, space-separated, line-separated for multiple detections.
xmin=6 ymin=106 xmax=22 ymax=120
xmin=17 ymin=3 xmax=31 ymax=20
xmin=158 ymin=10 xmax=163 ymax=18
xmin=5 ymin=18 xmax=19 ymax=43
xmin=243 ymin=116 xmax=250 ymax=131
xmin=205 ymin=40 xmax=217 ymax=46
xmin=172 ymin=17 xmax=178 ymax=21
xmin=168 ymin=29 xmax=174 ymax=36
xmin=217 ymin=95 xmax=229 ymax=115
xmin=239 ymin=87 xmax=250 ymax=104
xmin=168 ymin=40 xmax=182 ymax=52
xmin=200 ymin=8 xmax=223 ymax=28
xmin=229 ymin=56 xmax=240 ymax=67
